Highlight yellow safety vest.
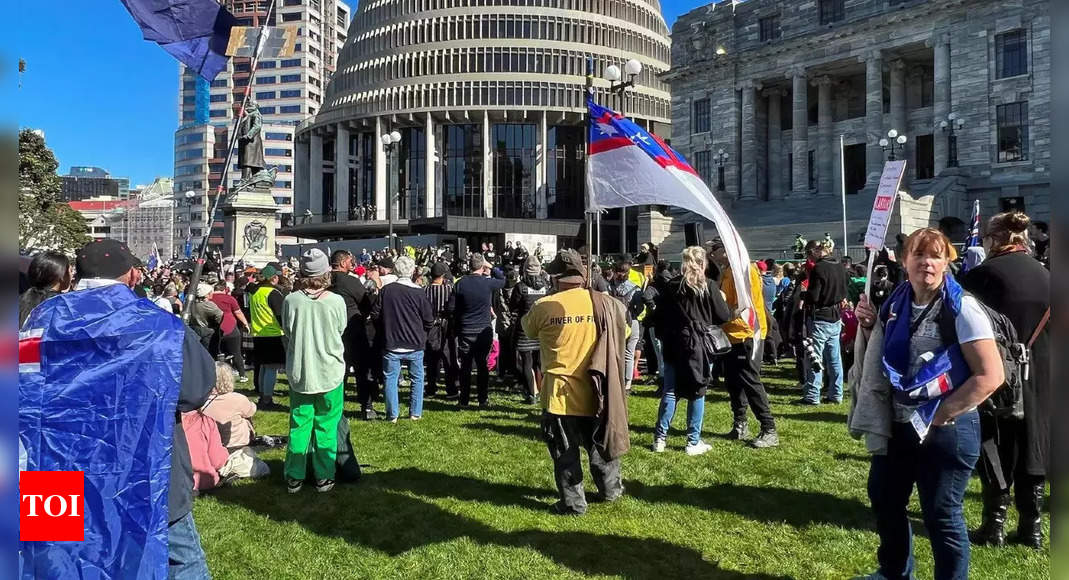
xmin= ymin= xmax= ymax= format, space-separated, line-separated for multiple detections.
xmin=250 ymin=286 xmax=283 ymax=337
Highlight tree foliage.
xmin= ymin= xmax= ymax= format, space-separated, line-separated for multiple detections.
xmin=19 ymin=129 xmax=90 ymax=253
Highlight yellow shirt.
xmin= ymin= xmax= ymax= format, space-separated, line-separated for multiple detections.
xmin=521 ymin=288 xmax=598 ymax=417
xmin=721 ymin=264 xmax=766 ymax=344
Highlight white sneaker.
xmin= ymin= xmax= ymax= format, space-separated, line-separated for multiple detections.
xmin=685 ymin=441 xmax=712 ymax=456
xmin=651 ymin=438 xmax=666 ymax=453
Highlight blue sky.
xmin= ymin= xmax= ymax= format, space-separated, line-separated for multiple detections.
xmin=8 ymin=0 xmax=710 ymax=187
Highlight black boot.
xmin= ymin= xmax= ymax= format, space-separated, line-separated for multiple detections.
xmin=970 ymin=488 xmax=1010 ymax=547
xmin=1013 ymin=479 xmax=1045 ymax=549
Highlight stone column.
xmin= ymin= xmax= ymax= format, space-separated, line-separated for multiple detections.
xmin=335 ymin=123 xmax=350 ymax=220
xmin=815 ymin=75 xmax=834 ymax=195
xmin=864 ymin=50 xmax=885 ymax=180
xmin=763 ymin=87 xmax=785 ymax=200
xmin=309 ymin=132 xmax=323 ymax=216
xmin=790 ymin=68 xmax=809 ymax=195
xmin=424 ymin=112 xmax=435 ymax=217
xmin=483 ymin=112 xmax=493 ymax=218
xmin=889 ymin=59 xmax=908 ymax=180
xmin=740 ymin=80 xmax=760 ymax=200
xmin=932 ymin=33 xmax=951 ymax=174
xmin=536 ymin=110 xmax=548 ymax=219
xmin=374 ymin=116 xmax=387 ymax=220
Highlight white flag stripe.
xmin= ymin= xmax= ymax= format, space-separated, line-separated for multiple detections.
xmin=19 ymin=328 xmax=43 ymax=340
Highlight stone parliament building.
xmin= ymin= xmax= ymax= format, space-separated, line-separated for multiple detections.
xmin=654 ymin=0 xmax=1049 ymax=258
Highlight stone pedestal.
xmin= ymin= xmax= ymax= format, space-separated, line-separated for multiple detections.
xmin=222 ymin=185 xmax=279 ymax=268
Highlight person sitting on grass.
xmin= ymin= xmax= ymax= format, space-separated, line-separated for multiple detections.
xmin=201 ymin=361 xmax=258 ymax=452
xmin=280 ymin=249 xmax=348 ymax=494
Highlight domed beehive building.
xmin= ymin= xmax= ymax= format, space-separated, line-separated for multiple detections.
xmin=286 ymin=0 xmax=672 ymax=254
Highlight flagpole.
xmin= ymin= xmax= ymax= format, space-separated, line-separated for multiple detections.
xmin=840 ymin=134 xmax=848 ymax=259
xmin=183 ymin=0 xmax=278 ymax=321
xmin=584 ymin=57 xmax=594 ymax=283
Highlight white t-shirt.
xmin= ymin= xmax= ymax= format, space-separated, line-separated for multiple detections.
xmin=892 ymin=295 xmax=994 ymax=422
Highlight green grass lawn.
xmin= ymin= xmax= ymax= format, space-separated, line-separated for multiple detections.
xmin=194 ymin=362 xmax=1048 ymax=579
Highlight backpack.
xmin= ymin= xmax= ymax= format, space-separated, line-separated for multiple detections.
xmin=934 ymin=294 xmax=1028 ymax=419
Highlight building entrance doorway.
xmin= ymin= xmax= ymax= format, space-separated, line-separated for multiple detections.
xmin=843 ymin=144 xmax=867 ymax=194
xmin=915 ymin=134 xmax=934 ymax=179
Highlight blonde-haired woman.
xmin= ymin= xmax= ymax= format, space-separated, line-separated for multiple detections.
xmin=650 ymin=246 xmax=731 ymax=455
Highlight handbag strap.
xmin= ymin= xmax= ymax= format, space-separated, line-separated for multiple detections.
xmin=1026 ymin=307 xmax=1050 ymax=348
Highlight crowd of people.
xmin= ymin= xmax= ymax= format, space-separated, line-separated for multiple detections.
xmin=18 ymin=210 xmax=1049 ymax=579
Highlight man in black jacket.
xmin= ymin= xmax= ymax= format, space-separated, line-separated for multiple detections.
xmin=371 ymin=256 xmax=434 ymax=421
xmin=330 ymin=251 xmax=369 ymax=395
xmin=453 ymin=253 xmax=506 ymax=407
xmin=798 ymin=240 xmax=848 ymax=405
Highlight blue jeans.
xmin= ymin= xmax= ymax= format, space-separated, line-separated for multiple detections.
xmin=653 ymin=362 xmax=706 ymax=445
xmin=168 ymin=512 xmax=211 ymax=579
xmin=383 ymin=350 xmax=425 ymax=419
xmin=868 ymin=411 xmax=981 ymax=580
xmin=803 ymin=319 xmax=844 ymax=403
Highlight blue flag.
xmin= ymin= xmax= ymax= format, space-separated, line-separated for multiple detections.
xmin=19 ymin=284 xmax=185 ymax=578
xmin=120 ymin=0 xmax=238 ymax=81
xmin=184 ymin=233 xmax=193 ymax=258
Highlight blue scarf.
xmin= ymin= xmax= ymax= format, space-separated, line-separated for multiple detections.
xmin=879 ymin=275 xmax=973 ymax=437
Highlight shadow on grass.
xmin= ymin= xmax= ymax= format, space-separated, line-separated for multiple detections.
xmin=833 ymin=452 xmax=870 ymax=463
xmin=212 ymin=466 xmax=788 ymax=579
xmin=782 ymin=411 xmax=847 ymax=424
xmin=624 ymin=480 xmax=874 ymax=531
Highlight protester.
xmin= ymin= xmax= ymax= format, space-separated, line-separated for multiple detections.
xmin=522 ymin=249 xmax=629 ymax=515
xmin=608 ymin=260 xmax=642 ymax=391
xmin=852 ymin=228 xmax=1005 ymax=579
xmin=758 ymin=260 xmax=777 ymax=316
xmin=19 ymin=238 xmax=215 ymax=577
xmin=18 ymin=251 xmax=71 ymax=327
xmin=798 ymin=240 xmax=848 ymax=405
xmin=329 ymin=250 xmax=370 ymax=402
xmin=181 ymin=404 xmax=229 ymax=492
xmin=640 ymin=260 xmax=673 ymax=382
xmin=963 ymin=211 xmax=1050 ymax=549
xmin=708 ymin=239 xmax=779 ymax=448
xmin=249 ymin=265 xmax=287 ymax=408
xmin=201 ymin=361 xmax=258 ymax=451
xmin=373 ymin=255 xmax=434 ymax=421
xmin=280 ymin=249 xmax=348 ymax=493
xmin=509 ymin=256 xmax=549 ymax=404
xmin=651 ymin=247 xmax=731 ymax=455
xmin=210 ymin=281 xmax=250 ymax=380
xmin=425 ymin=261 xmax=459 ymax=399
xmin=453 ymin=253 xmax=506 ymax=408
xmin=189 ymin=282 xmax=224 ymax=352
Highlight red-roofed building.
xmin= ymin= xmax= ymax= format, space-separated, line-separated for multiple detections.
xmin=66 ymin=197 xmax=127 ymax=241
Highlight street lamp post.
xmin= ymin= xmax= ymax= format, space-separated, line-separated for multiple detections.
xmin=878 ymin=129 xmax=908 ymax=161
xmin=939 ymin=112 xmax=965 ymax=168
xmin=604 ymin=58 xmax=642 ymax=256
xmin=381 ymin=129 xmax=402 ymax=253
xmin=714 ymin=148 xmax=729 ymax=191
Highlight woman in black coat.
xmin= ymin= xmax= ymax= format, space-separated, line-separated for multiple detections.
xmin=650 ymin=247 xmax=731 ymax=456
xmin=962 ymin=211 xmax=1050 ymax=549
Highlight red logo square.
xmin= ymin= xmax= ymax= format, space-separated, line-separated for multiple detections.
xmin=874 ymin=195 xmax=893 ymax=212
xmin=20 ymin=471 xmax=84 ymax=541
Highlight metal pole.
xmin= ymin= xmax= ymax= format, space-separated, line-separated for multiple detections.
xmin=584 ymin=57 xmax=594 ymax=283
xmin=387 ymin=147 xmax=394 ymax=253
xmin=183 ymin=0 xmax=277 ymax=321
xmin=840 ymin=134 xmax=848 ymax=259
xmin=619 ymin=92 xmax=626 ymax=257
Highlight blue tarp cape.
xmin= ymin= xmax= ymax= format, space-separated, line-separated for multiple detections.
xmin=20 ymin=284 xmax=185 ymax=579
xmin=120 ymin=0 xmax=238 ymax=81
xmin=879 ymin=275 xmax=973 ymax=436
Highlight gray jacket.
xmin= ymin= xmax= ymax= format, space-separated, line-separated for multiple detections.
xmin=847 ymin=322 xmax=892 ymax=455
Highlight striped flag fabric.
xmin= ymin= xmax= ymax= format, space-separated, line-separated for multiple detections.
xmin=965 ymin=199 xmax=981 ymax=250
xmin=585 ymin=97 xmax=755 ymax=318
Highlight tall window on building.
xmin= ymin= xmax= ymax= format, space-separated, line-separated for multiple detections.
xmin=995 ymin=29 xmax=1027 ymax=79
xmin=399 ymin=127 xmax=426 ymax=219
xmin=693 ymin=150 xmax=712 ymax=188
xmin=491 ymin=124 xmax=537 ymax=219
xmin=692 ymin=98 xmax=710 ymax=133
xmin=546 ymin=126 xmax=585 ymax=219
xmin=359 ymin=133 xmax=375 ymax=210
xmin=996 ymin=101 xmax=1028 ymax=162
xmin=443 ymin=124 xmax=484 ymax=217
xmin=818 ymin=0 xmax=844 ymax=25
xmin=759 ymin=14 xmax=781 ymax=42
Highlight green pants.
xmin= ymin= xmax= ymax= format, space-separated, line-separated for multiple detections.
xmin=284 ymin=384 xmax=344 ymax=481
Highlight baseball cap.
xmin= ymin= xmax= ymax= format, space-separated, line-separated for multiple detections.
xmin=260 ymin=265 xmax=279 ymax=280
xmin=75 ymin=239 xmax=142 ymax=279
xmin=195 ymin=282 xmax=213 ymax=298
xmin=545 ymin=249 xmax=586 ymax=284
xmin=430 ymin=261 xmax=450 ymax=278
xmin=376 ymin=256 xmax=394 ymax=270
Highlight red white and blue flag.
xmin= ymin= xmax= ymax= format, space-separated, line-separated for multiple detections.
xmin=585 ymin=98 xmax=755 ymax=318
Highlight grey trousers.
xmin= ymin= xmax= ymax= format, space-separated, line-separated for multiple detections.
xmin=541 ymin=413 xmax=623 ymax=514
xmin=623 ymin=319 xmax=641 ymax=388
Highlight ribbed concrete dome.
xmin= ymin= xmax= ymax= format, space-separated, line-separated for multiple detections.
xmin=311 ymin=0 xmax=672 ymax=127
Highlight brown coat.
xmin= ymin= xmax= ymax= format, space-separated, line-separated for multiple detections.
xmin=587 ymin=289 xmax=630 ymax=461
